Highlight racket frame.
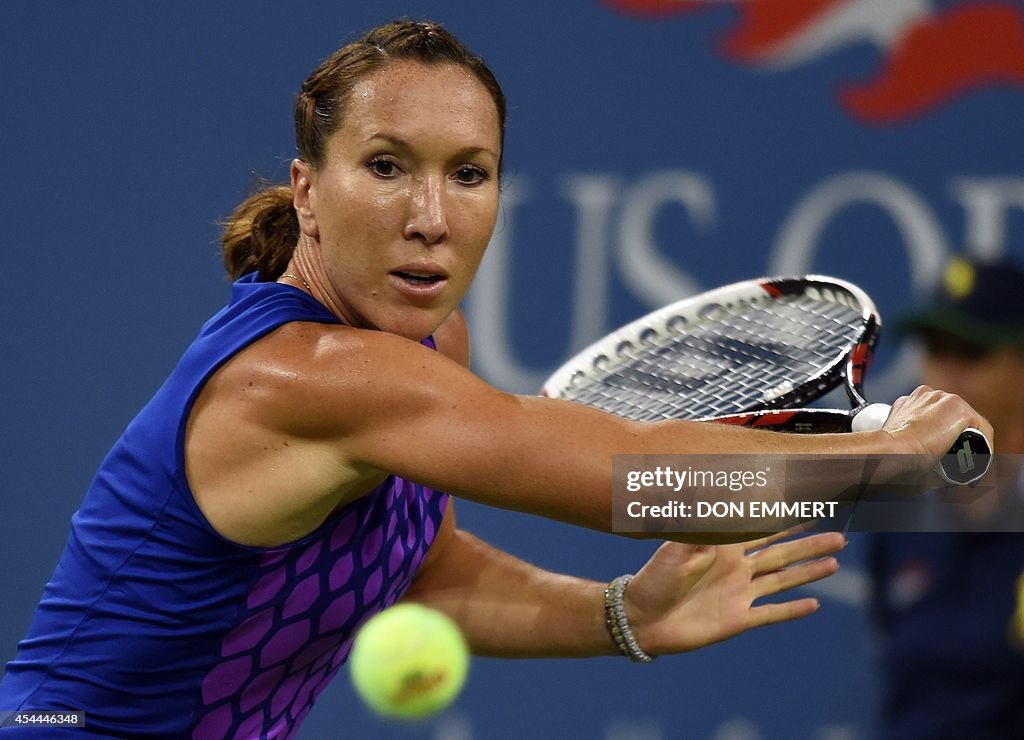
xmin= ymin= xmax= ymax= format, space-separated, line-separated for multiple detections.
xmin=543 ymin=275 xmax=881 ymax=419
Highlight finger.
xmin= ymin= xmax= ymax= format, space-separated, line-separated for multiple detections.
xmin=748 ymin=598 xmax=821 ymax=628
xmin=750 ymin=531 xmax=845 ymax=574
xmin=752 ymin=556 xmax=839 ymax=600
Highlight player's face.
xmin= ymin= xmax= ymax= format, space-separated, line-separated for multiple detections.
xmin=296 ymin=61 xmax=501 ymax=340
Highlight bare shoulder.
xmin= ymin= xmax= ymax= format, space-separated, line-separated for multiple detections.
xmin=207 ymin=319 xmax=467 ymax=438
xmin=197 ymin=305 xmax=476 ymax=447
xmin=283 ymin=321 xmax=476 ymax=428
xmin=185 ymin=319 xmax=472 ymax=546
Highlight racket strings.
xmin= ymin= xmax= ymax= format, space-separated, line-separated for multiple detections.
xmin=564 ymin=294 xmax=865 ymax=421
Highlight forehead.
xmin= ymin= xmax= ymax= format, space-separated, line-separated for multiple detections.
xmin=337 ymin=61 xmax=500 ymax=151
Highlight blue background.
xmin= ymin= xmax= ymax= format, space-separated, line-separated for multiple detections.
xmin=2 ymin=1 xmax=1022 ymax=738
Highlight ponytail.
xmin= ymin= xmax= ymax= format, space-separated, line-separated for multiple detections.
xmin=221 ymin=185 xmax=299 ymax=281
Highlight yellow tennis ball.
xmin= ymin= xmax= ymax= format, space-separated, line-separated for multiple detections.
xmin=349 ymin=603 xmax=469 ymax=720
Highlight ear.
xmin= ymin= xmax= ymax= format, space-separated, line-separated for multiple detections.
xmin=291 ymin=159 xmax=319 ymax=239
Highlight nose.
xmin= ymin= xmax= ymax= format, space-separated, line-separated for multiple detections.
xmin=403 ymin=174 xmax=449 ymax=245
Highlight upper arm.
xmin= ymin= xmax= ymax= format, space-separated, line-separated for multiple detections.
xmin=284 ymin=325 xmax=645 ymax=533
xmin=192 ymin=319 xmax=836 ymax=544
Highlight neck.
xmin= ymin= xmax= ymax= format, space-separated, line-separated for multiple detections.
xmin=284 ymin=236 xmax=352 ymax=324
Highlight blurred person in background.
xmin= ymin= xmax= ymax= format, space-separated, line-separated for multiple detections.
xmin=869 ymin=254 xmax=1024 ymax=739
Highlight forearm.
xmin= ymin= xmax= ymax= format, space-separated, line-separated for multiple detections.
xmin=315 ymin=336 xmax=988 ymax=541
xmin=401 ymin=527 xmax=617 ymax=658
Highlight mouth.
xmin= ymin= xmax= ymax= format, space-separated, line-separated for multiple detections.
xmin=388 ymin=265 xmax=450 ymax=299
xmin=391 ymin=270 xmax=446 ymax=286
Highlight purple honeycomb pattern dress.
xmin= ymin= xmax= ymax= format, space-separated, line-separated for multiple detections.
xmin=0 ymin=275 xmax=449 ymax=738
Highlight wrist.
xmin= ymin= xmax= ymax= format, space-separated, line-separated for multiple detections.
xmin=875 ymin=428 xmax=927 ymax=479
xmin=604 ymin=574 xmax=656 ymax=663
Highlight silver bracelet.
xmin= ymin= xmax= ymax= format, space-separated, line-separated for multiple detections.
xmin=603 ymin=574 xmax=655 ymax=663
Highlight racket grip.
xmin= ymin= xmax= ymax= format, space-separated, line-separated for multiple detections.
xmin=937 ymin=428 xmax=991 ymax=487
xmin=851 ymin=403 xmax=992 ymax=486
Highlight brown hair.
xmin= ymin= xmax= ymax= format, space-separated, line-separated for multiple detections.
xmin=221 ymin=19 xmax=507 ymax=281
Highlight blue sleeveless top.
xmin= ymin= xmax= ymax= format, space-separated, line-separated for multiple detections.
xmin=0 ymin=275 xmax=449 ymax=738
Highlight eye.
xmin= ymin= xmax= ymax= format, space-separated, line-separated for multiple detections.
xmin=367 ymin=156 xmax=402 ymax=178
xmin=452 ymin=165 xmax=488 ymax=186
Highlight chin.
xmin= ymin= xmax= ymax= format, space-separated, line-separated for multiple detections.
xmin=375 ymin=308 xmax=448 ymax=343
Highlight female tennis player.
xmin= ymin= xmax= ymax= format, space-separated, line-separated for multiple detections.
xmin=0 ymin=19 xmax=992 ymax=738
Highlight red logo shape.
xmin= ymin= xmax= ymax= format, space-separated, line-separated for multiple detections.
xmin=604 ymin=0 xmax=1024 ymax=124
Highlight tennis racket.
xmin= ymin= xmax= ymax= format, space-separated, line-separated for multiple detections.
xmin=542 ymin=275 xmax=990 ymax=486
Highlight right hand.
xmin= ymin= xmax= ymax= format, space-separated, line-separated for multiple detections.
xmin=878 ymin=385 xmax=994 ymax=473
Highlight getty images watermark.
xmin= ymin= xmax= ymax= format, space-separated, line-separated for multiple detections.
xmin=612 ymin=454 xmax=1024 ymax=534
xmin=623 ymin=463 xmax=838 ymax=521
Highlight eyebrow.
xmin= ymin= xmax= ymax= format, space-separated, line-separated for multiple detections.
xmin=364 ymin=133 xmax=499 ymax=161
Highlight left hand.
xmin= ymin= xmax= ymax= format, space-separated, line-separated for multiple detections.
xmin=623 ymin=526 xmax=845 ymax=655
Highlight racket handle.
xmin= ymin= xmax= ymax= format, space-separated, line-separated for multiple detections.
xmin=851 ymin=403 xmax=992 ymax=486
